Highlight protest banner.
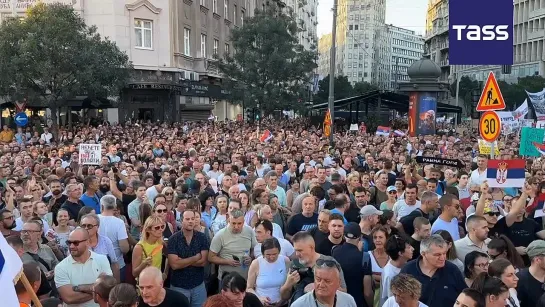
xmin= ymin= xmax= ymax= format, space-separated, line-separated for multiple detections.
xmin=520 ymin=127 xmax=545 ymax=157
xmin=478 ymin=140 xmax=500 ymax=155
xmin=78 ymin=144 xmax=102 ymax=165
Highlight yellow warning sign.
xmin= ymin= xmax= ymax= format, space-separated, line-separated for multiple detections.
xmin=476 ymin=72 xmax=506 ymax=112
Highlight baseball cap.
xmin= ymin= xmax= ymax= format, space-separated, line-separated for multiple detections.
xmin=344 ymin=222 xmax=361 ymax=239
xmin=526 ymin=240 xmax=545 ymax=258
xmin=387 ymin=186 xmax=396 ymax=193
xmin=359 ymin=205 xmax=383 ymax=217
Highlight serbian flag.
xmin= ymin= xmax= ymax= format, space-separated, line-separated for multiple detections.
xmin=323 ymin=110 xmax=332 ymax=137
xmin=0 ymin=235 xmax=23 ymax=307
xmin=376 ymin=126 xmax=391 ymax=136
xmin=394 ymin=130 xmax=405 ymax=136
xmin=259 ymin=129 xmax=273 ymax=142
xmin=486 ymin=159 xmax=525 ymax=188
xmin=533 ymin=142 xmax=545 ymax=155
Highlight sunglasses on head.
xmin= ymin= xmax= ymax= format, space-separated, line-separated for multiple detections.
xmin=155 ymin=209 xmax=168 ymax=213
xmin=316 ymin=259 xmax=340 ymax=270
xmin=66 ymin=239 xmax=86 ymax=246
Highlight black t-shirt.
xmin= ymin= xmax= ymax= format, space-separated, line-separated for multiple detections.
xmin=43 ymin=194 xmax=68 ymax=226
xmin=60 ymin=200 xmax=84 ymax=221
xmin=332 ymin=243 xmax=371 ymax=307
xmin=493 ymin=217 xmax=541 ymax=248
xmin=138 ymin=289 xmax=189 ymax=307
xmin=516 ymin=268 xmax=545 ymax=307
xmin=287 ymin=213 xmax=318 ymax=235
xmin=309 ymin=227 xmax=329 ymax=248
xmin=408 ymin=237 xmax=421 ymax=260
xmin=361 ymin=233 xmax=375 ymax=252
xmin=400 ymin=209 xmax=429 ymax=236
xmin=316 ymin=237 xmax=345 ymax=256
xmin=345 ymin=204 xmax=361 ymax=224
xmin=121 ymin=193 xmax=137 ymax=224
xmin=243 ymin=292 xmax=264 ymax=307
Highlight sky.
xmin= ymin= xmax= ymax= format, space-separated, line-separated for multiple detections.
xmin=317 ymin=0 xmax=429 ymax=37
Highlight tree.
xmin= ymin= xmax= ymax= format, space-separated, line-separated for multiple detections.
xmin=497 ymin=81 xmax=525 ymax=110
xmin=0 ymin=3 xmax=133 ymax=131
xmin=353 ymin=81 xmax=378 ymax=95
xmin=314 ymin=75 xmax=354 ymax=104
xmin=218 ymin=5 xmax=317 ymax=114
xmin=450 ymin=76 xmax=479 ymax=112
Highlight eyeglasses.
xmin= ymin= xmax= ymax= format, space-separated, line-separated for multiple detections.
xmin=152 ymin=225 xmax=165 ymax=231
xmin=316 ymin=259 xmax=340 ymax=270
xmin=21 ymin=230 xmax=41 ymax=234
xmin=66 ymin=239 xmax=86 ymax=246
xmin=80 ymin=224 xmax=97 ymax=229
xmin=388 ymin=191 xmax=397 ymax=194
xmin=155 ymin=209 xmax=168 ymax=214
xmin=165 ymin=192 xmax=173 ymax=196
xmin=488 ymin=252 xmax=501 ymax=260
xmin=31 ymin=189 xmax=40 ymax=192
xmin=503 ymin=198 xmax=513 ymax=202
xmin=475 ymin=263 xmax=489 ymax=269
xmin=485 ymin=212 xmax=500 ymax=217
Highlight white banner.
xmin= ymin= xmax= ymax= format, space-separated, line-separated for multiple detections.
xmin=496 ymin=111 xmax=522 ymax=135
xmin=513 ymin=99 xmax=529 ymax=119
xmin=78 ymin=144 xmax=102 ymax=165
xmin=527 ymin=89 xmax=545 ymax=120
xmin=522 ymin=119 xmax=534 ymax=127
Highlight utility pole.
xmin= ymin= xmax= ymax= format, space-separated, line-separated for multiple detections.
xmin=327 ymin=0 xmax=338 ymax=147
xmin=393 ymin=56 xmax=399 ymax=90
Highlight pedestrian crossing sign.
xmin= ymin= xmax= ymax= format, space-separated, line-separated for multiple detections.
xmin=476 ymin=72 xmax=506 ymax=112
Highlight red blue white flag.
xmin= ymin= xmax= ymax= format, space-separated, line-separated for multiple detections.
xmin=486 ymin=159 xmax=525 ymax=188
xmin=376 ymin=126 xmax=391 ymax=137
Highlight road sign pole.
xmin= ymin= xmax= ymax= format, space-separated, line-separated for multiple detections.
xmin=490 ymin=142 xmax=495 ymax=159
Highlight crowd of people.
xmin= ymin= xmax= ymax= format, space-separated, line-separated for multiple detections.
xmin=1 ymin=118 xmax=544 ymax=307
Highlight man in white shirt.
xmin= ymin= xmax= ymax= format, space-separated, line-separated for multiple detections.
xmin=393 ymin=184 xmax=421 ymax=220
xmin=40 ymin=127 xmax=53 ymax=144
xmin=254 ymin=219 xmax=294 ymax=258
xmin=469 ymin=155 xmax=488 ymax=186
xmin=97 ymin=195 xmax=130 ymax=281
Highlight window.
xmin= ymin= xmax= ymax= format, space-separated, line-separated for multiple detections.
xmin=213 ymin=0 xmax=217 ymax=12
xmin=200 ymin=0 xmax=205 ymax=6
xmin=200 ymin=34 xmax=207 ymax=57
xmin=225 ymin=43 xmax=230 ymax=55
xmin=213 ymin=39 xmax=219 ymax=55
xmin=184 ymin=28 xmax=191 ymax=56
xmin=224 ymin=0 xmax=228 ymax=18
xmin=241 ymin=10 xmax=244 ymax=26
xmin=134 ymin=19 xmax=152 ymax=49
xmin=233 ymin=4 xmax=237 ymax=24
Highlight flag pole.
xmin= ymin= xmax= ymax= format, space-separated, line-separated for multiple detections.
xmin=19 ymin=273 xmax=43 ymax=307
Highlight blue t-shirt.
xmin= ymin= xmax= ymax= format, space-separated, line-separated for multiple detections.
xmin=431 ymin=216 xmax=460 ymax=241
xmin=330 ymin=208 xmax=348 ymax=225
xmin=80 ymin=193 xmax=101 ymax=214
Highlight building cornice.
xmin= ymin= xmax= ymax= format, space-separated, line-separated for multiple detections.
xmin=125 ymin=0 xmax=162 ymax=14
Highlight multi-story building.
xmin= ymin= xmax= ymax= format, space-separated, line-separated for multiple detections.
xmin=450 ymin=0 xmax=544 ymax=86
xmin=315 ymin=0 xmax=386 ymax=86
xmin=385 ymin=24 xmax=424 ymax=91
xmin=285 ymin=0 xmax=318 ymax=50
xmin=317 ymin=33 xmax=332 ymax=77
xmin=423 ymin=0 xmax=450 ymax=102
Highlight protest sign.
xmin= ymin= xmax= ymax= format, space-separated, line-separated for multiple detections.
xmin=78 ymin=144 xmax=102 ymax=165
xmin=520 ymin=127 xmax=545 ymax=157
xmin=478 ymin=140 xmax=500 ymax=155
xmin=415 ymin=156 xmax=464 ymax=168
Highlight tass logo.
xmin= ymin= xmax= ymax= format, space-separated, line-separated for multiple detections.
xmin=452 ymin=25 xmax=509 ymax=41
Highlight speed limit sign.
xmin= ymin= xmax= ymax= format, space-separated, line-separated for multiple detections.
xmin=479 ymin=111 xmax=501 ymax=142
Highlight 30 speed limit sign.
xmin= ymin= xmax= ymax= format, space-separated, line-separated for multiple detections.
xmin=479 ymin=111 xmax=501 ymax=142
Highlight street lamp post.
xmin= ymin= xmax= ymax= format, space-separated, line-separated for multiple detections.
xmin=327 ymin=0 xmax=338 ymax=147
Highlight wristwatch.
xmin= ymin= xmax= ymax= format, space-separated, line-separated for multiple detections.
xmin=72 ymin=285 xmax=81 ymax=292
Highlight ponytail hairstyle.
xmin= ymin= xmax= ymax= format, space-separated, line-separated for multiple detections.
xmin=108 ymin=283 xmax=138 ymax=307
xmin=470 ymin=272 xmax=509 ymax=304
xmin=487 ymin=235 xmax=525 ymax=269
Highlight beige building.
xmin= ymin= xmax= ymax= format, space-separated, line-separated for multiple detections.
xmin=317 ymin=34 xmax=332 ymax=77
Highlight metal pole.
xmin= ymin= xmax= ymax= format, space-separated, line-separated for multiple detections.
xmin=490 ymin=141 xmax=495 ymax=160
xmin=327 ymin=0 xmax=338 ymax=147
xmin=394 ymin=56 xmax=399 ymax=90
xmin=455 ymin=72 xmax=461 ymax=129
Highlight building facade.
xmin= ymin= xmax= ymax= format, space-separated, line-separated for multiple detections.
xmin=284 ymin=0 xmax=318 ymax=51
xmin=423 ymin=0 xmax=450 ymax=102
xmin=317 ymin=33 xmax=332 ymax=77
xmin=385 ymin=25 xmax=424 ymax=91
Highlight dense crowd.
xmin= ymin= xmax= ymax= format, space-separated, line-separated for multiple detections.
xmin=1 ymin=118 xmax=544 ymax=307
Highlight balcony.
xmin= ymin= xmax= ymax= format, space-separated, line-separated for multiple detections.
xmin=529 ymin=8 xmax=545 ymax=20
xmin=440 ymin=59 xmax=449 ymax=67
xmin=439 ymin=41 xmax=449 ymax=50
xmin=193 ymin=57 xmax=222 ymax=78
xmin=528 ymin=29 xmax=545 ymax=40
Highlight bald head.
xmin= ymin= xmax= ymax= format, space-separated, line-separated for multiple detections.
xmin=139 ymin=266 xmax=162 ymax=284
xmin=70 ymin=228 xmax=90 ymax=240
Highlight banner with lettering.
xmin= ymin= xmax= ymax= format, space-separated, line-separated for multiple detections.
xmin=520 ymin=127 xmax=545 ymax=157
xmin=527 ymin=89 xmax=545 ymax=120
xmin=478 ymin=140 xmax=500 ymax=155
xmin=496 ymin=111 xmax=521 ymax=135
xmin=78 ymin=144 xmax=102 ymax=165
xmin=513 ymin=99 xmax=529 ymax=119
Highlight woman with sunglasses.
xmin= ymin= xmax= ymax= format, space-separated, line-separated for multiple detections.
xmin=487 ymin=235 xmax=525 ymax=270
xmin=488 ymin=258 xmax=520 ymax=307
xmin=161 ymin=188 xmax=177 ymax=225
xmin=153 ymin=202 xmax=174 ymax=239
xmin=380 ymin=186 xmax=398 ymax=211
xmin=132 ymin=216 xmax=169 ymax=280
xmin=464 ymin=251 xmax=490 ymax=287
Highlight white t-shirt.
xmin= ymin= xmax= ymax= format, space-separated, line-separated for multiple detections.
xmin=98 ymin=215 xmax=129 ymax=268
xmin=254 ymin=237 xmax=295 ymax=258
xmin=393 ymin=200 xmax=422 ymax=221
xmin=469 ymin=168 xmax=487 ymax=186
xmin=15 ymin=217 xmax=50 ymax=234
xmin=382 ymin=296 xmax=428 ymax=307
xmin=431 ymin=216 xmax=460 ymax=241
xmin=380 ymin=262 xmax=401 ymax=306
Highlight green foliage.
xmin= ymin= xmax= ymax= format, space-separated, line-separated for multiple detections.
xmin=218 ymin=5 xmax=317 ymax=114
xmin=314 ymin=75 xmax=353 ymax=104
xmin=353 ymin=81 xmax=378 ymax=95
xmin=0 ymin=3 xmax=132 ymax=124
